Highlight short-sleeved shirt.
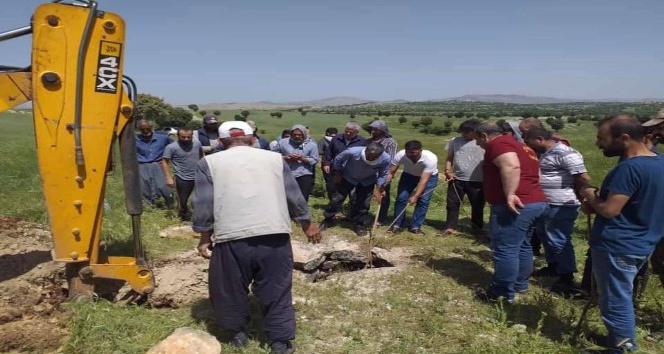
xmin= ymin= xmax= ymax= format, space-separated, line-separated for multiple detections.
xmin=446 ymin=137 xmax=484 ymax=182
xmin=163 ymin=141 xmax=203 ymax=181
xmin=590 ymin=155 xmax=664 ymax=256
xmin=392 ymin=149 xmax=438 ymax=176
xmin=483 ymin=134 xmax=547 ymax=205
xmin=539 ymin=142 xmax=587 ymax=205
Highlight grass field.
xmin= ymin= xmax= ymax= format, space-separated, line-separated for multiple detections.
xmin=1 ymin=110 xmax=663 ymax=354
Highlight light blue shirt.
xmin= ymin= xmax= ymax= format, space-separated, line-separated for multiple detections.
xmin=333 ymin=146 xmax=390 ymax=187
xmin=272 ymin=138 xmax=318 ymax=178
xmin=136 ymin=133 xmax=171 ymax=163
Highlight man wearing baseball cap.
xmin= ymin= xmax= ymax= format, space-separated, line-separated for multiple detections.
xmin=197 ymin=115 xmax=220 ymax=154
xmin=192 ymin=121 xmax=320 ymax=354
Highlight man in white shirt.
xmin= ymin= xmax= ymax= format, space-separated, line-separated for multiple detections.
xmin=386 ymin=140 xmax=439 ymax=234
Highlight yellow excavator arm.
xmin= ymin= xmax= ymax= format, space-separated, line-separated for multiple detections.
xmin=0 ymin=1 xmax=155 ymax=298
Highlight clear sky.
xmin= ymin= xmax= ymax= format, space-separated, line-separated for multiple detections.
xmin=2 ymin=0 xmax=663 ymax=104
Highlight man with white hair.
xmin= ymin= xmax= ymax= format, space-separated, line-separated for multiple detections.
xmin=192 ymin=121 xmax=320 ymax=354
xmin=322 ymin=122 xmax=366 ymax=186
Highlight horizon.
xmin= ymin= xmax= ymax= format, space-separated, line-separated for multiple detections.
xmin=2 ymin=0 xmax=664 ymax=105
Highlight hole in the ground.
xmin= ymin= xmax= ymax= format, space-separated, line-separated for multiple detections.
xmin=295 ymin=250 xmax=393 ymax=283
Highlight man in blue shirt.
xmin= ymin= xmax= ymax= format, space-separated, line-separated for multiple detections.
xmin=136 ymin=119 xmax=173 ymax=206
xmin=319 ymin=143 xmax=390 ymax=236
xmin=579 ymin=114 xmax=664 ymax=354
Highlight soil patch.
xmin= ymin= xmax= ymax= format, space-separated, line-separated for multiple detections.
xmin=0 ymin=217 xmax=68 ymax=353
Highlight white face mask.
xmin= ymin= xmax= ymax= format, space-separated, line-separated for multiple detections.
xmin=361 ymin=149 xmax=381 ymax=166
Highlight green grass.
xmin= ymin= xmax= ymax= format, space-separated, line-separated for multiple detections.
xmin=1 ymin=111 xmax=663 ymax=353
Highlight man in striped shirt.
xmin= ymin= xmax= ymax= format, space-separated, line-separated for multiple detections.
xmin=524 ymin=128 xmax=591 ymax=296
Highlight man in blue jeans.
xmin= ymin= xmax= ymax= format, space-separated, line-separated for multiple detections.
xmin=524 ymin=128 xmax=591 ymax=297
xmin=473 ymin=122 xmax=548 ymax=303
xmin=579 ymin=114 xmax=664 ymax=353
xmin=386 ymin=140 xmax=439 ymax=235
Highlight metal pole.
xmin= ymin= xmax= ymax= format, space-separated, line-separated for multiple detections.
xmin=0 ymin=26 xmax=31 ymax=42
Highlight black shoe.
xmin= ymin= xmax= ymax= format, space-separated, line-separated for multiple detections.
xmin=407 ymin=228 xmax=424 ymax=235
xmin=550 ymin=276 xmax=585 ymax=299
xmin=532 ymin=264 xmax=558 ymax=277
xmin=230 ymin=331 xmax=249 ymax=348
xmin=353 ymin=224 xmax=368 ymax=237
xmin=270 ymin=340 xmax=295 ymax=354
xmin=318 ymin=218 xmax=333 ymax=231
xmin=474 ymin=288 xmax=514 ymax=304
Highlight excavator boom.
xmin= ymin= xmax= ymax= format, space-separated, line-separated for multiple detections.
xmin=0 ymin=1 xmax=155 ymax=297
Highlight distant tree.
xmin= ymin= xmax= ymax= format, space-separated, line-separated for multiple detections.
xmin=187 ymin=104 xmax=199 ymax=112
xmin=234 ymin=114 xmax=246 ymax=121
xmin=300 ymin=111 xmax=307 ymax=117
xmin=554 ymin=114 xmax=563 ymax=119
xmin=349 ymin=113 xmax=356 ymax=119
xmin=361 ymin=122 xmax=372 ymax=133
xmin=213 ymin=110 xmax=221 ymax=116
xmin=412 ymin=121 xmax=421 ymax=128
xmin=135 ymin=93 xmax=173 ymax=126
xmin=270 ymin=112 xmax=276 ymax=117
xmin=420 ymin=117 xmax=433 ymax=126
xmin=496 ymin=119 xmax=507 ymax=128
xmin=476 ymin=112 xmax=489 ymax=120
xmin=453 ymin=112 xmax=465 ymax=118
xmin=383 ymin=112 xmax=391 ymax=117
xmin=567 ymin=116 xmax=578 ymax=124
xmin=443 ymin=120 xmax=453 ymax=129
xmin=185 ymin=119 xmax=203 ymax=130
xmin=398 ymin=116 xmax=407 ymax=125
xmin=163 ymin=107 xmax=193 ymax=127
xmin=241 ymin=110 xmax=250 ymax=118
xmin=199 ymin=110 xmax=207 ymax=116
xmin=419 ymin=126 xmax=430 ymax=134
xmin=549 ymin=120 xmax=564 ymax=131
xmin=373 ymin=116 xmax=380 ymax=121
xmin=275 ymin=112 xmax=283 ymax=118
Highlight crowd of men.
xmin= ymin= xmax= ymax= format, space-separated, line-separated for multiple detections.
xmin=133 ymin=111 xmax=664 ymax=354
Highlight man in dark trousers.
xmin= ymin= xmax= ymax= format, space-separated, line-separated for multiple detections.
xmin=192 ymin=121 xmax=321 ymax=354
xmin=161 ymin=127 xmax=203 ymax=221
xmin=196 ymin=115 xmax=220 ymax=155
xmin=366 ymin=120 xmax=398 ymax=225
xmin=136 ymin=119 xmax=173 ymax=206
xmin=322 ymin=122 xmax=365 ymax=203
xmin=319 ymin=143 xmax=391 ymax=236
xmin=318 ymin=127 xmax=338 ymax=200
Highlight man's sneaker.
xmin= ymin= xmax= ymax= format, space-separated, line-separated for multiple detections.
xmin=353 ymin=224 xmax=368 ymax=237
xmin=318 ymin=218 xmax=334 ymax=231
xmin=532 ymin=264 xmax=558 ymax=277
xmin=386 ymin=226 xmax=402 ymax=234
xmin=270 ymin=340 xmax=295 ymax=354
xmin=230 ymin=331 xmax=249 ymax=348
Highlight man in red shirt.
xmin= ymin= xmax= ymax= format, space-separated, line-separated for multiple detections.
xmin=474 ymin=122 xmax=548 ymax=303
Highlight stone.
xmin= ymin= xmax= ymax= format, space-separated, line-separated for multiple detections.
xmin=159 ymin=226 xmax=199 ymax=239
xmin=291 ymin=242 xmax=324 ymax=269
xmin=146 ymin=327 xmax=221 ymax=354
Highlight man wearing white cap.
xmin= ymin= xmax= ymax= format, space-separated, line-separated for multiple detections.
xmin=192 ymin=121 xmax=320 ymax=354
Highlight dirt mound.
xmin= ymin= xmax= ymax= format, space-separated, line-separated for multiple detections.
xmin=147 ymin=250 xmax=209 ymax=308
xmin=0 ymin=217 xmax=69 ymax=353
